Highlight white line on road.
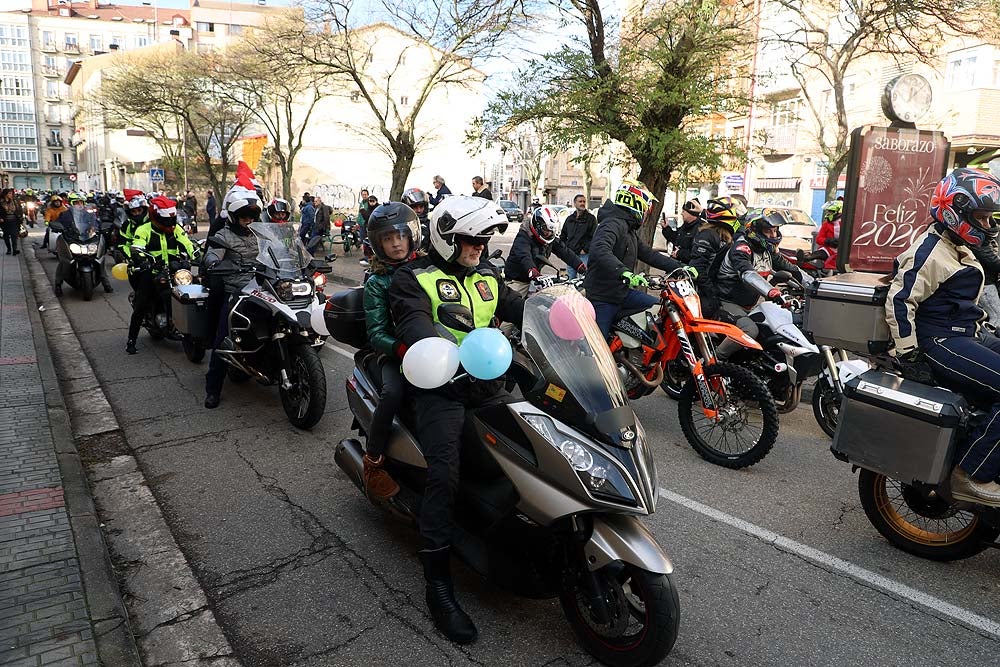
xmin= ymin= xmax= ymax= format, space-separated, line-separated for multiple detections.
xmin=324 ymin=340 xmax=356 ymax=361
xmin=657 ymin=487 xmax=1000 ymax=641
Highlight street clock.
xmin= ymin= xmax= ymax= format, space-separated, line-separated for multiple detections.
xmin=881 ymin=73 xmax=932 ymax=125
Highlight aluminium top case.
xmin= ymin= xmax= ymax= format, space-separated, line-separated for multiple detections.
xmin=803 ymin=271 xmax=891 ymax=354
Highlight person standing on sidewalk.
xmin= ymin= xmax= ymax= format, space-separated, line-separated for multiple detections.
xmin=1 ymin=188 xmax=24 ymax=256
xmin=206 ymin=190 xmax=217 ymax=231
xmin=471 ymin=176 xmax=493 ymax=201
xmin=429 ymin=176 xmax=452 ymax=207
xmin=559 ymin=194 xmax=596 ymax=279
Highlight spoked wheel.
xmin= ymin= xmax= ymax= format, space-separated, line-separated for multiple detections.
xmin=659 ymin=360 xmax=686 ymax=400
xmin=811 ymin=376 xmax=840 ymax=438
xmin=279 ymin=346 xmax=327 ymax=429
xmin=857 ymin=469 xmax=998 ymax=561
xmin=560 ymin=562 xmax=679 ymax=667
xmin=678 ymin=362 xmax=779 ymax=469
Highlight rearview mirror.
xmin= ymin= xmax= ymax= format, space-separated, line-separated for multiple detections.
xmin=437 ymin=303 xmax=475 ymax=333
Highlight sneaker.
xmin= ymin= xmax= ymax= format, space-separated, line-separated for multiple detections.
xmin=103 ymin=283 xmax=114 ymax=294
xmin=204 ymin=393 xmax=221 ymax=409
xmin=359 ymin=259 xmax=369 ymax=267
xmin=363 ymin=454 xmax=400 ymax=500
xmin=125 ymin=339 xmax=137 ymax=355
xmin=950 ymin=466 xmax=1000 ymax=507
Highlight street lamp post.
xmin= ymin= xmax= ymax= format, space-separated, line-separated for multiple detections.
xmin=141 ymin=0 xmax=158 ymax=42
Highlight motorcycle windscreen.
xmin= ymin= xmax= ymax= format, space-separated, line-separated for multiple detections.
xmin=249 ymin=222 xmax=314 ymax=279
xmin=520 ymin=285 xmax=629 ymax=427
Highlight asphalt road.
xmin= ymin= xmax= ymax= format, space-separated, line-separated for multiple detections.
xmin=32 ymin=230 xmax=1000 ymax=667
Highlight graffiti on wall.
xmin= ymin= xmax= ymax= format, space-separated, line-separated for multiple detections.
xmin=311 ymin=183 xmax=388 ymax=211
xmin=756 ymin=193 xmax=797 ymax=208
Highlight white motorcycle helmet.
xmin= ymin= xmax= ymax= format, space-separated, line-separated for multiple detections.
xmin=429 ymin=195 xmax=508 ymax=263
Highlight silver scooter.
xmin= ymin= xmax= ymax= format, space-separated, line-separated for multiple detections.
xmin=333 ymin=286 xmax=680 ymax=667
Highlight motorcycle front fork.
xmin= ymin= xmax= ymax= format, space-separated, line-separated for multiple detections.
xmin=820 ymin=346 xmax=848 ymax=396
xmin=666 ymin=309 xmax=720 ymax=416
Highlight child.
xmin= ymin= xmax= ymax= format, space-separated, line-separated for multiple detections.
xmin=362 ymin=201 xmax=420 ymax=500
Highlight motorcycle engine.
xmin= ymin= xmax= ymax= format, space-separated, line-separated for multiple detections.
xmin=617 ymin=349 xmax=652 ymax=399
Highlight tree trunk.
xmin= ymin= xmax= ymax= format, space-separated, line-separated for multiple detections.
xmin=583 ymin=159 xmax=594 ymax=204
xmin=824 ymin=152 xmax=850 ymax=202
xmin=637 ymin=166 xmax=668 ymax=248
xmin=390 ymin=140 xmax=416 ymax=201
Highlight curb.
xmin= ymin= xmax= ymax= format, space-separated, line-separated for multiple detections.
xmin=24 ymin=248 xmax=240 ymax=666
xmin=21 ymin=252 xmax=142 ymax=667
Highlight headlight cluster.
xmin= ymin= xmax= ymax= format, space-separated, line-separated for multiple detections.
xmin=276 ymin=279 xmax=313 ymax=301
xmin=69 ymin=242 xmax=99 ymax=255
xmin=523 ymin=414 xmax=636 ymax=505
xmin=173 ymin=269 xmax=194 ymax=286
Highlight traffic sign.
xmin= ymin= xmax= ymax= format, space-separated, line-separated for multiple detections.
xmin=149 ymin=168 xmax=165 ymax=182
xmin=68 ymin=174 xmax=77 ymax=182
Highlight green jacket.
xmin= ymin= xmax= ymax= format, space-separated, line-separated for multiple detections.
xmin=364 ymin=258 xmax=404 ymax=358
xmin=130 ymin=221 xmax=196 ymax=265
xmin=119 ymin=214 xmax=148 ymax=259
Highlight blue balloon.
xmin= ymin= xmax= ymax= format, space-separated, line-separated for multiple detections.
xmin=458 ymin=328 xmax=513 ymax=380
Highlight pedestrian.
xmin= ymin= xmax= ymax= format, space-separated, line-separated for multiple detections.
xmin=471 ymin=176 xmax=493 ymax=201
xmin=312 ymin=196 xmax=331 ymax=251
xmin=206 ymin=190 xmax=217 ymax=230
xmin=1 ymin=189 xmax=24 ymax=256
xmin=298 ymin=196 xmax=316 ymax=243
xmin=299 ymin=192 xmax=311 ymax=212
xmin=559 ymin=194 xmax=597 ymax=279
xmin=429 ymin=175 xmax=452 ymax=206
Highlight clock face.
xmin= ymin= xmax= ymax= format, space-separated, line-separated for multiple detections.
xmin=885 ymin=74 xmax=932 ymax=123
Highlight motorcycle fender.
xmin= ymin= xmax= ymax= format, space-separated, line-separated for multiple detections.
xmin=585 ymin=515 xmax=673 ymax=574
xmin=688 ymin=318 xmax=762 ymax=350
xmin=78 ymin=263 xmax=94 ymax=273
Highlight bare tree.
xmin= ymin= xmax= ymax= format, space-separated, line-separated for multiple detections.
xmin=215 ymin=15 xmax=329 ymax=201
xmin=280 ymin=0 xmax=529 ymax=200
xmin=467 ymin=118 xmax=550 ymax=202
xmin=765 ymin=0 xmax=1000 ymax=201
xmin=89 ymin=49 xmax=256 ymax=202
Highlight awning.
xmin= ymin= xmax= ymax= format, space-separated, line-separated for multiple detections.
xmin=755 ymin=178 xmax=801 ymax=191
xmin=968 ymin=149 xmax=1000 ymax=168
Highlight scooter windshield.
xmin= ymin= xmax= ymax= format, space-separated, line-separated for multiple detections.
xmin=520 ymin=286 xmax=629 ymax=425
xmin=249 ymin=222 xmax=314 ymax=278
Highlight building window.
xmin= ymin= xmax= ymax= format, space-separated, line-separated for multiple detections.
xmin=112 ymin=35 xmax=125 ymax=50
xmin=229 ymin=24 xmax=243 ymax=35
xmin=135 ymin=35 xmax=148 ymax=48
xmin=51 ymin=129 xmax=61 ymax=143
xmin=195 ymin=22 xmax=215 ymax=33
xmin=0 ymin=100 xmax=34 ymax=122
xmin=350 ymin=91 xmax=360 ymax=102
xmin=0 ymin=147 xmax=39 ymax=170
xmin=0 ymin=25 xmax=29 ymax=48
xmin=0 ymin=123 xmax=36 ymax=145
xmin=400 ymin=95 xmax=409 ymax=106
xmin=64 ymin=33 xmax=78 ymax=46
xmin=0 ymin=51 xmax=31 ymax=73
xmin=46 ymin=81 xmax=59 ymax=99
xmin=52 ymin=152 xmax=62 ymax=167
xmin=89 ymin=34 xmax=102 ymax=52
xmin=0 ymin=77 xmax=32 ymax=97
xmin=947 ymin=54 xmax=979 ymax=88
xmin=815 ymin=160 xmax=830 ymax=178
xmin=771 ymin=99 xmax=799 ymax=127
xmin=42 ymin=30 xmax=55 ymax=47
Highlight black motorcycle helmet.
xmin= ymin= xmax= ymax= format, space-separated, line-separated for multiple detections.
xmin=402 ymin=188 xmax=429 ymax=219
xmin=367 ymin=202 xmax=420 ymax=263
xmin=744 ymin=207 xmax=786 ymax=250
xmin=266 ymin=197 xmax=292 ymax=222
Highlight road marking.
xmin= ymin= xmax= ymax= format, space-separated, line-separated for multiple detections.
xmin=323 ymin=340 xmax=356 ymax=361
xmin=657 ymin=487 xmax=1000 ymax=641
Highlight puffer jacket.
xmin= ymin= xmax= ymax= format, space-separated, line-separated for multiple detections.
xmin=364 ymin=257 xmax=407 ymax=359
xmin=205 ymin=222 xmax=260 ymax=294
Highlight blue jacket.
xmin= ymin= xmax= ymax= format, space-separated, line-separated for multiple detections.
xmin=298 ymin=202 xmax=316 ymax=240
xmin=887 ymin=224 xmax=985 ymax=354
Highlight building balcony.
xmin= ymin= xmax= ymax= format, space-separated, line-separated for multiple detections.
xmin=45 ymin=138 xmax=64 ymax=147
xmin=63 ymin=43 xmax=80 ymax=54
xmin=41 ymin=41 xmax=59 ymax=53
xmin=41 ymin=66 xmax=61 ymax=78
xmin=763 ymin=125 xmax=799 ymax=155
xmin=44 ymin=117 xmax=62 ymax=126
xmin=46 ymin=164 xmax=66 ymax=172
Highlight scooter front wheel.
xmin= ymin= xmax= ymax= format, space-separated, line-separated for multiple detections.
xmin=678 ymin=362 xmax=779 ymax=469
xmin=560 ymin=563 xmax=679 ymax=667
xmin=857 ymin=468 xmax=998 ymax=561
xmin=811 ymin=376 xmax=840 ymax=438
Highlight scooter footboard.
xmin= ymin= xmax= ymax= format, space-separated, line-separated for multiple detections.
xmin=584 ymin=515 xmax=673 ymax=574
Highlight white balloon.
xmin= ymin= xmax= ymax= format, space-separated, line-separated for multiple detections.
xmin=402 ymin=337 xmax=460 ymax=389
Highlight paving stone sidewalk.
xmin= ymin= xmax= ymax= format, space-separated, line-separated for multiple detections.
xmin=0 ymin=253 xmax=98 ymax=666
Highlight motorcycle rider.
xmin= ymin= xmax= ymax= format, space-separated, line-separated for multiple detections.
xmin=797 ymin=200 xmax=842 ymax=272
xmin=584 ymin=180 xmax=690 ymax=337
xmin=887 ymin=168 xmax=1000 ymax=506
xmin=505 ymin=205 xmax=586 ymax=296
xmin=689 ymin=196 xmax=745 ymax=317
xmin=714 ymin=208 xmax=803 ymax=357
xmin=203 ymin=188 xmax=263 ymax=408
xmin=118 ymin=195 xmax=149 ymax=262
xmin=125 ymin=197 xmax=196 ymax=354
xmin=54 ymin=192 xmax=112 ymax=297
xmin=361 ymin=202 xmax=422 ymax=501
xmin=388 ymin=195 xmax=523 ymax=644
xmin=40 ymin=194 xmax=67 ymax=249
xmin=265 ymin=198 xmax=292 ymax=223
xmin=660 ymin=199 xmax=703 ymax=262
xmin=559 ymin=194 xmax=597 ymax=279
xmin=402 ymin=187 xmax=430 ymax=251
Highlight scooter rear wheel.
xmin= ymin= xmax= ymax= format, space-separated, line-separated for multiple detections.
xmin=560 ymin=563 xmax=679 ymax=667
xmin=857 ymin=468 xmax=998 ymax=561
xmin=678 ymin=362 xmax=779 ymax=469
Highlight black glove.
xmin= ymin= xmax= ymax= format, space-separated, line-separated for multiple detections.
xmin=824 ymin=238 xmax=839 ymax=249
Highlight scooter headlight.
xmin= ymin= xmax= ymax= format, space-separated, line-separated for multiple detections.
xmin=523 ymin=414 xmax=636 ymax=506
xmin=69 ymin=242 xmax=98 ymax=255
xmin=173 ymin=269 xmax=193 ymax=286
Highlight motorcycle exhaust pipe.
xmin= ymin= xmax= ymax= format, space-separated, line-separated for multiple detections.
xmin=335 ymin=438 xmax=366 ymax=493
xmin=618 ymin=353 xmax=664 ymax=389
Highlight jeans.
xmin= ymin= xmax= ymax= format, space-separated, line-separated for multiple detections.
xmin=366 ymin=355 xmax=407 ymax=458
xmin=566 ymin=253 xmax=588 ymax=279
xmin=591 ymin=289 xmax=660 ymax=338
xmin=922 ymin=333 xmax=1000 ymax=482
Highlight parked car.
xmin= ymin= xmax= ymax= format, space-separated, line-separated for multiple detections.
xmin=748 ymin=205 xmax=818 ymax=257
xmin=498 ymin=200 xmax=524 ymax=222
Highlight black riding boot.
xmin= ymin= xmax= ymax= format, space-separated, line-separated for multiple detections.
xmin=419 ymin=547 xmax=477 ymax=644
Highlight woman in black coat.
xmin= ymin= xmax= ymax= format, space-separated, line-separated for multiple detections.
xmin=0 ymin=189 xmax=24 ymax=256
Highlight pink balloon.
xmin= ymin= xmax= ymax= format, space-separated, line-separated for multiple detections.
xmin=548 ymin=294 xmax=596 ymax=340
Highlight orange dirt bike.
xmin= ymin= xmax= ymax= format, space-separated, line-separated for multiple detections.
xmin=606 ymin=269 xmax=781 ymax=469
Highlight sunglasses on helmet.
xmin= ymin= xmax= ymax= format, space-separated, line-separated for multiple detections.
xmin=455 ymin=234 xmax=490 ymax=247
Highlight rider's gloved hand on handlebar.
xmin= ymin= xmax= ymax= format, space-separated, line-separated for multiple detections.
xmin=528 ymin=268 xmax=555 ymax=290
xmin=621 ymin=271 xmax=649 ymax=288
xmin=575 ymin=263 xmax=587 ymax=275
xmin=767 ymin=288 xmax=792 ymax=307
xmin=683 ymin=265 xmax=698 ymax=279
